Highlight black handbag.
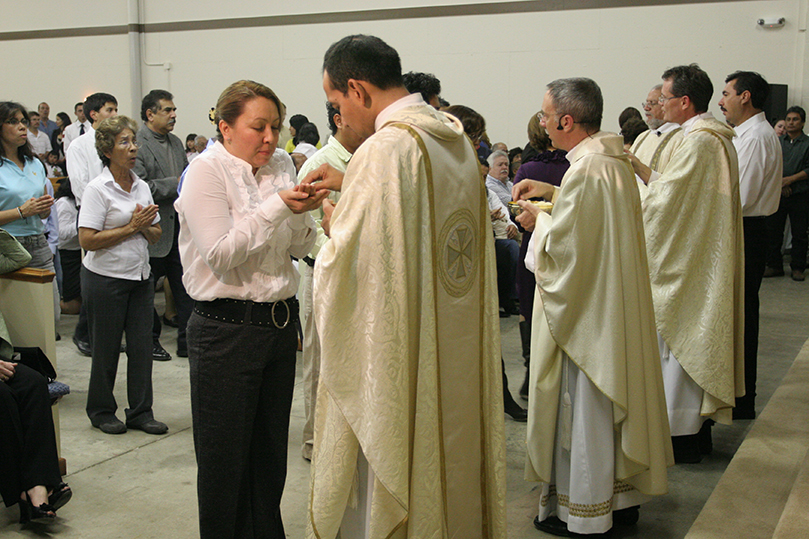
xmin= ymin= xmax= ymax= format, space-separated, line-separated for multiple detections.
xmin=12 ymin=346 xmax=70 ymax=401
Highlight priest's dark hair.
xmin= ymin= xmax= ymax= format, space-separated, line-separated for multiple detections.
xmin=141 ymin=89 xmax=174 ymax=122
xmin=326 ymin=102 xmax=339 ymax=135
xmin=403 ymin=71 xmax=441 ymax=104
xmin=83 ymin=92 xmax=118 ymax=124
xmin=661 ymin=64 xmax=713 ymax=114
xmin=323 ymin=34 xmax=403 ymax=93
xmin=546 ymin=77 xmax=603 ymax=131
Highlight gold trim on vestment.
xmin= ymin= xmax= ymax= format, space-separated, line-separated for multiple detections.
xmin=390 ymin=123 xmax=450 ymax=534
xmin=470 ymin=134 xmax=493 ymax=539
xmin=649 ymin=128 xmax=682 ymax=171
xmin=540 ymin=480 xmax=637 ymax=518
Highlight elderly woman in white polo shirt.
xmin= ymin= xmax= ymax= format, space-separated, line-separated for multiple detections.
xmin=78 ymin=115 xmax=167 ymax=436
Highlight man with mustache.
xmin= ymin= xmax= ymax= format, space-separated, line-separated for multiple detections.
xmin=134 ymin=89 xmax=191 ymax=361
xmin=718 ymin=71 xmax=782 ymax=419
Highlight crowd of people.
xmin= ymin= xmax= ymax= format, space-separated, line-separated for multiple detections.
xmin=1 ymin=31 xmax=807 ymax=538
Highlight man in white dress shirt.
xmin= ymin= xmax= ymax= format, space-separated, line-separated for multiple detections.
xmin=63 ymin=102 xmax=91 ymax=152
xmin=719 ymin=70 xmax=783 ymax=419
xmin=65 ymin=92 xmax=118 ymax=357
xmin=66 ymin=93 xmax=118 ymax=206
xmin=26 ymin=111 xmax=52 ymax=160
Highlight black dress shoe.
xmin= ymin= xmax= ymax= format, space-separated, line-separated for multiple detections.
xmin=73 ymin=335 xmax=91 ymax=356
xmin=698 ymin=420 xmax=713 ymax=455
xmin=176 ymin=347 xmax=188 ymax=358
xmin=126 ymin=419 xmax=168 ymax=435
xmin=671 ymin=434 xmax=702 ymax=463
xmin=162 ymin=314 xmax=179 ymax=328
xmin=534 ymin=515 xmax=571 ymax=537
xmin=93 ymin=418 xmax=127 ymax=434
xmin=505 ymin=404 xmax=528 ymax=422
xmin=613 ymin=505 xmax=639 ymax=526
xmin=733 ymin=407 xmax=756 ymax=420
xmin=153 ymin=343 xmax=172 ymax=361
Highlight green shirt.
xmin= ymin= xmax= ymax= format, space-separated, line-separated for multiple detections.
xmin=782 ymin=132 xmax=809 ymax=194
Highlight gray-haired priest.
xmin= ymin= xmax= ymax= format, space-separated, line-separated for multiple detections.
xmin=514 ymin=77 xmax=672 ymax=537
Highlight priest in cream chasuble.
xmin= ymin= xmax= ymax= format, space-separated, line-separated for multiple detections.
xmin=631 ymin=68 xmax=745 ymax=442
xmin=517 ymin=79 xmax=672 ymax=537
xmin=308 ymin=34 xmax=506 ymax=539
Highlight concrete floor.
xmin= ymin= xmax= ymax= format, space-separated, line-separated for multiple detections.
xmin=2 ymin=273 xmax=807 ymax=538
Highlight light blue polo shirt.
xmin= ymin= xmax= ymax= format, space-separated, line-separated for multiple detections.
xmin=0 ymin=157 xmax=48 ymax=237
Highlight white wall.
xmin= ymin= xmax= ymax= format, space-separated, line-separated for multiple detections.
xmin=2 ymin=0 xmax=807 ymax=148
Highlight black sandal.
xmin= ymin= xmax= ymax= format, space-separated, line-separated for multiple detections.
xmin=49 ymin=482 xmax=72 ymax=511
xmin=19 ymin=493 xmax=56 ymax=524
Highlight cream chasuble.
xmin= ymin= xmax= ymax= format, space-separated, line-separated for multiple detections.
xmin=630 ymin=126 xmax=684 ymax=173
xmin=309 ymin=104 xmax=507 ymax=539
xmin=640 ymin=117 xmax=745 ymax=425
xmin=525 ymin=132 xmax=672 ymax=497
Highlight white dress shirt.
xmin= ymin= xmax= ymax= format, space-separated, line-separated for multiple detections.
xmin=66 ymin=128 xmax=102 ymax=206
xmin=175 ymin=141 xmax=316 ymax=302
xmin=27 ymin=129 xmax=52 ymax=156
xmin=79 ymin=168 xmax=159 ymax=281
xmin=63 ymin=120 xmax=91 ymax=152
xmin=55 ymin=196 xmax=80 ymax=250
xmin=655 ymin=122 xmax=681 ymax=136
xmin=487 ymin=188 xmax=511 ymax=239
xmin=733 ymin=111 xmax=783 ymax=217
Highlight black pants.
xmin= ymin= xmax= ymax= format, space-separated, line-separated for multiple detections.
xmin=151 ymin=224 xmax=193 ymax=353
xmin=766 ymin=191 xmax=809 ymax=271
xmin=58 ymin=249 xmax=82 ymax=302
xmin=494 ymin=238 xmax=519 ymax=309
xmin=738 ymin=217 xmax=768 ymax=412
xmin=516 ymin=231 xmax=536 ymax=321
xmin=0 ymin=364 xmax=61 ymax=507
xmin=82 ymin=267 xmax=155 ymax=426
xmin=188 ymin=311 xmax=297 ymax=539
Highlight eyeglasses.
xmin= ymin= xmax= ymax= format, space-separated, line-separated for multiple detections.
xmin=117 ymin=138 xmax=139 ymax=149
xmin=537 ymin=110 xmax=561 ymax=122
xmin=658 ymin=94 xmax=682 ymax=104
xmin=4 ymin=117 xmax=30 ymax=127
xmin=641 ymin=101 xmax=658 ymax=109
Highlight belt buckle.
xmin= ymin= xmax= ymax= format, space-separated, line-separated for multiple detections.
xmin=271 ymin=299 xmax=290 ymax=329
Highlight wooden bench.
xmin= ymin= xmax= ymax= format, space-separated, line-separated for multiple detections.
xmin=0 ymin=267 xmax=65 ymax=475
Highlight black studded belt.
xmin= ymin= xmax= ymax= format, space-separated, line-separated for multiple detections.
xmin=194 ymin=297 xmax=298 ymax=329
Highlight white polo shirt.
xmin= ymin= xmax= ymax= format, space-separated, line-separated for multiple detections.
xmin=79 ymin=168 xmax=159 ymax=280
